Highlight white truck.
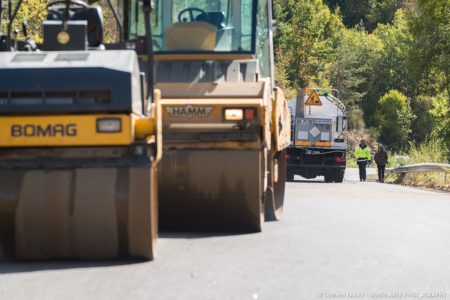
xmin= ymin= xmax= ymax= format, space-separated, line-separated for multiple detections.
xmin=287 ymin=88 xmax=348 ymax=183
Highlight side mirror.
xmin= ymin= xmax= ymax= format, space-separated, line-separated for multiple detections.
xmin=337 ymin=116 xmax=348 ymax=132
xmin=342 ymin=116 xmax=348 ymax=131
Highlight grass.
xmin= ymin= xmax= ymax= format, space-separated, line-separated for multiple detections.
xmin=346 ymin=136 xmax=449 ymax=191
xmin=384 ymin=138 xmax=449 ymax=191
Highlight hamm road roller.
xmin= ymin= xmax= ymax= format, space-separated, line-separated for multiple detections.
xmin=0 ymin=0 xmax=161 ymax=260
xmin=132 ymin=0 xmax=291 ymax=231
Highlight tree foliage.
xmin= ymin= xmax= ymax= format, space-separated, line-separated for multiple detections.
xmin=324 ymin=0 xmax=408 ymax=31
xmin=1 ymin=0 xmax=47 ymax=42
xmin=408 ymin=0 xmax=449 ymax=98
xmin=364 ymin=9 xmax=413 ymax=126
xmin=1 ymin=0 xmax=121 ymax=43
xmin=430 ymin=94 xmax=450 ymax=150
xmin=273 ymin=0 xmax=343 ymax=92
xmin=274 ymin=0 xmax=449 ymax=155
xmin=376 ymin=90 xmax=414 ymax=151
xmin=330 ymin=27 xmax=382 ymax=108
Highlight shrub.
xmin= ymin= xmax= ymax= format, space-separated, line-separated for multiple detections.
xmin=346 ymin=107 xmax=365 ymax=131
xmin=376 ymin=89 xmax=414 ymax=152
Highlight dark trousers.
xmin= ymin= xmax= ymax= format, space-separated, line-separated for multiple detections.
xmin=357 ymin=160 xmax=367 ymax=181
xmin=377 ymin=165 xmax=386 ymax=182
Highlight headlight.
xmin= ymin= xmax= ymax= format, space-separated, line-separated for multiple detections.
xmin=224 ymin=109 xmax=244 ymax=121
xmin=224 ymin=108 xmax=257 ymax=121
xmin=97 ymin=118 xmax=122 ymax=133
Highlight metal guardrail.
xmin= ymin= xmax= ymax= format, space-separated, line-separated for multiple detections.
xmin=386 ymin=163 xmax=450 ymax=174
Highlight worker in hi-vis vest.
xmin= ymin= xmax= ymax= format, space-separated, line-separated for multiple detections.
xmin=355 ymin=140 xmax=371 ymax=182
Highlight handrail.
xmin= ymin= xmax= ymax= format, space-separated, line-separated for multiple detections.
xmin=326 ymin=94 xmax=346 ymax=112
xmin=386 ymin=163 xmax=450 ymax=174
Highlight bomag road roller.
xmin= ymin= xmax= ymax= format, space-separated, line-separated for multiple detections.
xmin=0 ymin=0 xmax=161 ymax=260
xmin=127 ymin=0 xmax=291 ymax=231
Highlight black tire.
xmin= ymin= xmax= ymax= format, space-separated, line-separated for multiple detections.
xmin=324 ymin=174 xmax=333 ymax=183
xmin=334 ymin=170 xmax=345 ymax=183
xmin=265 ymin=150 xmax=286 ymax=221
xmin=287 ymin=169 xmax=295 ymax=182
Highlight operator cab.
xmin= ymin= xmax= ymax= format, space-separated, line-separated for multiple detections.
xmin=128 ymin=0 xmax=273 ymax=77
xmin=130 ymin=0 xmax=256 ymax=53
xmin=42 ymin=0 xmax=106 ymax=51
xmin=46 ymin=5 xmax=104 ymax=48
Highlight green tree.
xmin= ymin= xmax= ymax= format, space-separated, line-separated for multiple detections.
xmin=273 ymin=0 xmax=343 ymax=92
xmin=330 ymin=26 xmax=382 ymax=108
xmin=410 ymin=95 xmax=436 ymax=144
xmin=1 ymin=0 xmax=47 ymax=42
xmin=430 ymin=94 xmax=450 ymax=151
xmin=273 ymin=0 xmax=449 ymax=155
xmin=324 ymin=0 xmax=408 ymax=31
xmin=406 ymin=0 xmax=448 ymax=148
xmin=1 ymin=0 xmax=122 ymax=43
xmin=367 ymin=0 xmax=408 ymax=30
xmin=324 ymin=0 xmax=371 ymax=29
xmin=364 ymin=9 xmax=413 ymax=126
xmin=408 ymin=0 xmax=450 ymax=99
xmin=376 ymin=90 xmax=414 ymax=151
xmin=372 ymin=10 xmax=413 ymax=93
xmin=346 ymin=107 xmax=365 ymax=130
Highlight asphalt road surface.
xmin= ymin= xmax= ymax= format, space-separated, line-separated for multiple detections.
xmin=1 ymin=169 xmax=449 ymax=300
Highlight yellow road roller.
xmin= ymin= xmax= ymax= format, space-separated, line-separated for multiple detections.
xmin=0 ymin=0 xmax=161 ymax=260
xmin=130 ymin=0 xmax=291 ymax=231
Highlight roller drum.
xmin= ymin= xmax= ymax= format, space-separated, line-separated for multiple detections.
xmin=265 ymin=150 xmax=287 ymax=221
xmin=159 ymin=150 xmax=264 ymax=232
xmin=0 ymin=166 xmax=157 ymax=260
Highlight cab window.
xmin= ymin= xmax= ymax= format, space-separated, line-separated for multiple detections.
xmin=129 ymin=0 xmax=257 ymax=53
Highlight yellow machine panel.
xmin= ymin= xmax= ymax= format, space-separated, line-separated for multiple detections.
xmin=161 ymin=99 xmax=263 ymax=123
xmin=0 ymin=115 xmax=133 ymax=147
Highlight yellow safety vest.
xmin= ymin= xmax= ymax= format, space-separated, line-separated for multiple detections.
xmin=355 ymin=146 xmax=371 ymax=160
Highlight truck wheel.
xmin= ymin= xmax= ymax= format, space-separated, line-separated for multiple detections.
xmin=324 ymin=174 xmax=333 ymax=183
xmin=334 ymin=170 xmax=345 ymax=183
xmin=287 ymin=170 xmax=295 ymax=182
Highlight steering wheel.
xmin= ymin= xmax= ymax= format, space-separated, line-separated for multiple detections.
xmin=178 ymin=7 xmax=209 ymax=23
xmin=47 ymin=0 xmax=88 ymax=22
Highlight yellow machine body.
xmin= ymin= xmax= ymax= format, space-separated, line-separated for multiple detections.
xmin=0 ymin=0 xmax=165 ymax=261
xmin=0 ymin=98 xmax=162 ymax=261
xmin=155 ymin=58 xmax=291 ymax=231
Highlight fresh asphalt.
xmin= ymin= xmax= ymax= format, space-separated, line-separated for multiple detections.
xmin=1 ymin=169 xmax=449 ymax=300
